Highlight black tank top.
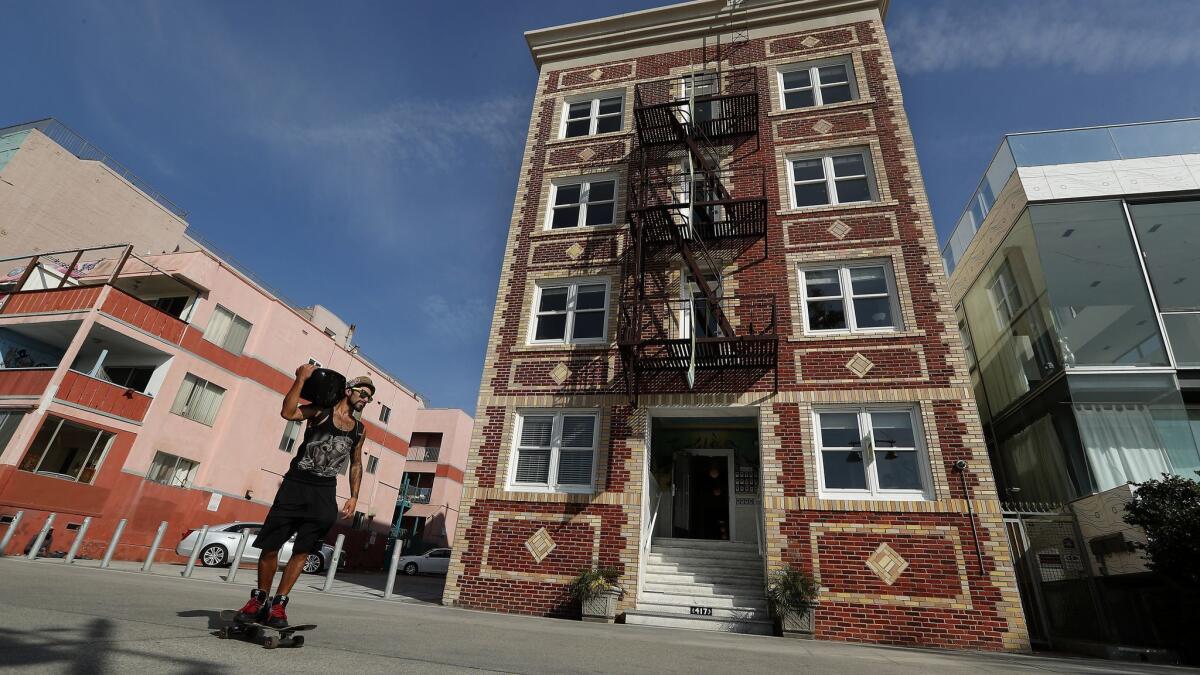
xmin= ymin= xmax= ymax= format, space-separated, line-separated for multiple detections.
xmin=285 ymin=408 xmax=362 ymax=486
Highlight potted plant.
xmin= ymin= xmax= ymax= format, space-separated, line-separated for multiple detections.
xmin=569 ymin=566 xmax=622 ymax=623
xmin=766 ymin=565 xmax=819 ymax=638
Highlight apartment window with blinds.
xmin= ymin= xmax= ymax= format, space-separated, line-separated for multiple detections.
xmin=509 ymin=410 xmax=598 ymax=493
xmin=379 ymin=405 xmax=391 ymax=424
xmin=147 ymin=450 xmax=199 ymax=488
xmin=202 ymin=305 xmax=253 ymax=354
xmin=278 ymin=420 xmax=302 ymax=452
xmin=366 ymin=455 xmax=379 ymax=474
xmin=170 ymin=374 xmax=226 ymax=426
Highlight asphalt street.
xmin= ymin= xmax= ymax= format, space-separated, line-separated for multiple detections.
xmin=0 ymin=558 xmax=1187 ymax=674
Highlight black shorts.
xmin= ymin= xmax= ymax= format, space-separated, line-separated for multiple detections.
xmin=253 ymin=479 xmax=337 ymax=554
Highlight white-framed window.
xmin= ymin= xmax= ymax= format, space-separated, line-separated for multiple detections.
xmin=989 ymin=259 xmax=1023 ymax=328
xmin=561 ymin=92 xmax=624 ymax=138
xmin=813 ymin=407 xmax=930 ymax=500
xmin=170 ymin=373 xmax=226 ymax=426
xmin=779 ymin=58 xmax=856 ymax=109
xmin=147 ymin=450 xmax=199 ymax=488
xmin=508 ymin=410 xmax=598 ymax=493
xmin=278 ymin=419 xmax=302 ymax=453
xmin=798 ymin=261 xmax=900 ymax=334
xmin=789 ymin=150 xmax=875 ymax=208
xmin=202 ymin=305 xmax=253 ymax=355
xmin=379 ymin=404 xmax=392 ymax=424
xmin=366 ymin=455 xmax=379 ymax=474
xmin=547 ymin=176 xmax=617 ymax=230
xmin=529 ymin=279 xmax=609 ymax=345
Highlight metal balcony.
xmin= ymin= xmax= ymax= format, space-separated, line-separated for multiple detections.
xmin=632 ymin=69 xmax=758 ymax=148
xmin=628 ymin=166 xmax=767 ymax=248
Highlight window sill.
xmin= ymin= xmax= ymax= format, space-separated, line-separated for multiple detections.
xmin=505 ymin=484 xmax=596 ymax=496
xmin=777 ymin=199 xmax=898 ymax=217
xmin=515 ymin=342 xmax=612 ymax=353
xmin=817 ymin=491 xmax=932 ymax=503
xmin=789 ymin=329 xmax=923 ymax=342
xmin=531 ymin=223 xmax=625 ymax=238
xmin=545 ymin=131 xmax=633 ymax=147
xmin=767 ymin=97 xmax=876 ymax=118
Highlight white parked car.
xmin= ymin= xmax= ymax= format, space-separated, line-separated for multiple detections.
xmin=175 ymin=521 xmax=343 ymax=574
xmin=397 ymin=548 xmax=451 ymax=576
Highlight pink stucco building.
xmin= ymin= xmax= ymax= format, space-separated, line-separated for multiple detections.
xmin=0 ymin=119 xmax=471 ymax=565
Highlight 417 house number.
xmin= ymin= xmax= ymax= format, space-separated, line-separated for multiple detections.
xmin=689 ymin=606 xmax=713 ymax=616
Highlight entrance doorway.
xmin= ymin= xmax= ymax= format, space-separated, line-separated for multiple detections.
xmin=672 ymin=449 xmax=734 ymax=541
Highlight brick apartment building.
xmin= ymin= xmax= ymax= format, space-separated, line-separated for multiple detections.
xmin=0 ymin=119 xmax=472 ymax=565
xmin=443 ymin=0 xmax=1028 ymax=650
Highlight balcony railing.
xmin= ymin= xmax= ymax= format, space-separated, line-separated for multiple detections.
xmin=633 ymin=69 xmax=758 ymax=147
xmin=0 ymin=367 xmax=55 ymax=398
xmin=407 ymin=446 xmax=441 ymax=463
xmin=402 ymin=486 xmax=433 ymax=504
xmin=628 ymin=167 xmax=767 ymax=246
xmin=57 ymin=370 xmax=153 ymax=422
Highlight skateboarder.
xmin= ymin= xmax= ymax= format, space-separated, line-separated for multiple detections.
xmin=233 ymin=363 xmax=372 ymax=628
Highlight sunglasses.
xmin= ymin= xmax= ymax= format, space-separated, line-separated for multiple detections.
xmin=350 ymin=388 xmax=374 ymax=401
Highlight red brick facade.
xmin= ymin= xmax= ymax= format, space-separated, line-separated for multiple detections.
xmin=445 ymin=4 xmax=1027 ymax=652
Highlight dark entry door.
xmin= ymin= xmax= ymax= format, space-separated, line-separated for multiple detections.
xmin=689 ymin=455 xmax=730 ymax=540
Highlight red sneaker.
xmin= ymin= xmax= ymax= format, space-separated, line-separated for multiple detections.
xmin=234 ymin=589 xmax=267 ymax=624
xmin=266 ymin=595 xmax=289 ymax=629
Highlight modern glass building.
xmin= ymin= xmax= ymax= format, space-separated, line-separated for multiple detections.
xmin=943 ymin=118 xmax=1200 ymax=657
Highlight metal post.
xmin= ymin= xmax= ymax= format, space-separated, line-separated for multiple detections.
xmin=182 ymin=525 xmax=209 ymax=578
xmin=140 ymin=521 xmax=168 ymax=573
xmin=25 ymin=513 xmax=55 ymax=560
xmin=100 ymin=519 xmax=127 ymax=569
xmin=64 ymin=517 xmax=92 ymax=564
xmin=322 ymin=534 xmax=344 ymax=592
xmin=225 ymin=532 xmax=250 ymax=583
xmin=384 ymin=541 xmax=403 ymax=599
xmin=0 ymin=510 xmax=24 ymax=557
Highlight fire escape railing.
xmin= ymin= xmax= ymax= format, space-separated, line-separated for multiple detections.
xmin=618 ymin=67 xmax=775 ymax=405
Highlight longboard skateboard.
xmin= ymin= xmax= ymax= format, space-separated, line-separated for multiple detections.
xmin=218 ymin=609 xmax=316 ymax=649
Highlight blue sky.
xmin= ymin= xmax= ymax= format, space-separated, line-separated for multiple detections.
xmin=2 ymin=0 xmax=1198 ymax=413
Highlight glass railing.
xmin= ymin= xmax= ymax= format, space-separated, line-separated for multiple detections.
xmin=941 ymin=118 xmax=1200 ymax=275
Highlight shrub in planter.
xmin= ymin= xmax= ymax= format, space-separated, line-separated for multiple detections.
xmin=766 ymin=565 xmax=819 ymax=638
xmin=569 ymin=566 xmax=622 ymax=623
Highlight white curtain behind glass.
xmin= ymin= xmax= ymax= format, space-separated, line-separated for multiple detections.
xmin=1001 ymin=414 xmax=1071 ymax=503
xmin=1074 ymin=404 xmax=1171 ymax=490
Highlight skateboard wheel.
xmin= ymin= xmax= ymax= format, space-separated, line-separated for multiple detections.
xmin=264 ymin=636 xmax=279 ymax=650
xmin=218 ymin=628 xmax=229 ymax=639
xmin=292 ymin=635 xmax=304 ymax=648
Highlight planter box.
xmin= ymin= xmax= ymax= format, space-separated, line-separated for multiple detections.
xmin=779 ymin=604 xmax=815 ymax=638
xmin=581 ymin=587 xmax=621 ymax=623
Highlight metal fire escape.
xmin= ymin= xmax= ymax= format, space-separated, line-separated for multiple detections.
xmin=618 ymin=1 xmax=777 ymax=406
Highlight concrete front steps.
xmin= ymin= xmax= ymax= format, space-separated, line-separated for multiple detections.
xmin=626 ymin=538 xmax=771 ymax=635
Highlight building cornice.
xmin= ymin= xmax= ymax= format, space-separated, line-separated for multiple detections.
xmin=525 ymin=0 xmax=888 ymax=69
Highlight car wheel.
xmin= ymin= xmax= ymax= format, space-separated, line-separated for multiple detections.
xmin=403 ymin=562 xmax=418 ymax=576
xmin=302 ymin=553 xmax=324 ymax=574
xmin=200 ymin=544 xmax=228 ymax=567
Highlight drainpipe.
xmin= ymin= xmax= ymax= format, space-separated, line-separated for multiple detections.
xmin=953 ymin=460 xmax=986 ymax=573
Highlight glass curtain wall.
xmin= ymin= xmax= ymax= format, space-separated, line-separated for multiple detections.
xmin=1128 ymin=200 xmax=1200 ymax=367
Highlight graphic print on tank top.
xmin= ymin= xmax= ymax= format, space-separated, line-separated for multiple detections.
xmin=296 ymin=417 xmax=356 ymax=478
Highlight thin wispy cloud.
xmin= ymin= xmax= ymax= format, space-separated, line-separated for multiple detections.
xmin=891 ymin=0 xmax=1200 ymax=74
xmin=419 ymin=295 xmax=492 ymax=340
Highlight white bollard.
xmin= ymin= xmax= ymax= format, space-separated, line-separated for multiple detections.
xmin=383 ymin=542 xmax=403 ymax=599
xmin=25 ymin=513 xmax=56 ymax=560
xmin=226 ymin=532 xmax=250 ymax=583
xmin=64 ymin=517 xmax=93 ymax=564
xmin=182 ymin=525 xmax=209 ymax=578
xmin=100 ymin=519 xmax=128 ymax=569
xmin=0 ymin=510 xmax=25 ymax=557
xmin=321 ymin=534 xmax=345 ymax=592
xmin=140 ymin=521 xmax=168 ymax=573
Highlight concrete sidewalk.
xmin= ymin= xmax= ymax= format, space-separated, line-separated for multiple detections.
xmin=0 ymin=557 xmax=1186 ymax=674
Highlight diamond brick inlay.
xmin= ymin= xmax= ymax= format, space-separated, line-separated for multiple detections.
xmin=846 ymin=353 xmax=875 ymax=378
xmin=812 ymin=119 xmax=834 ymax=135
xmin=588 ymin=68 xmax=604 ymax=81
xmin=565 ymin=243 xmax=584 ymax=260
xmin=525 ymin=527 xmax=557 ymax=563
xmin=577 ymin=147 xmax=596 ymax=161
xmin=866 ymin=543 xmax=909 ymax=585
xmin=800 ymin=36 xmax=821 ymax=48
xmin=827 ymin=220 xmax=851 ymax=239
xmin=550 ymin=362 xmax=572 ymax=384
